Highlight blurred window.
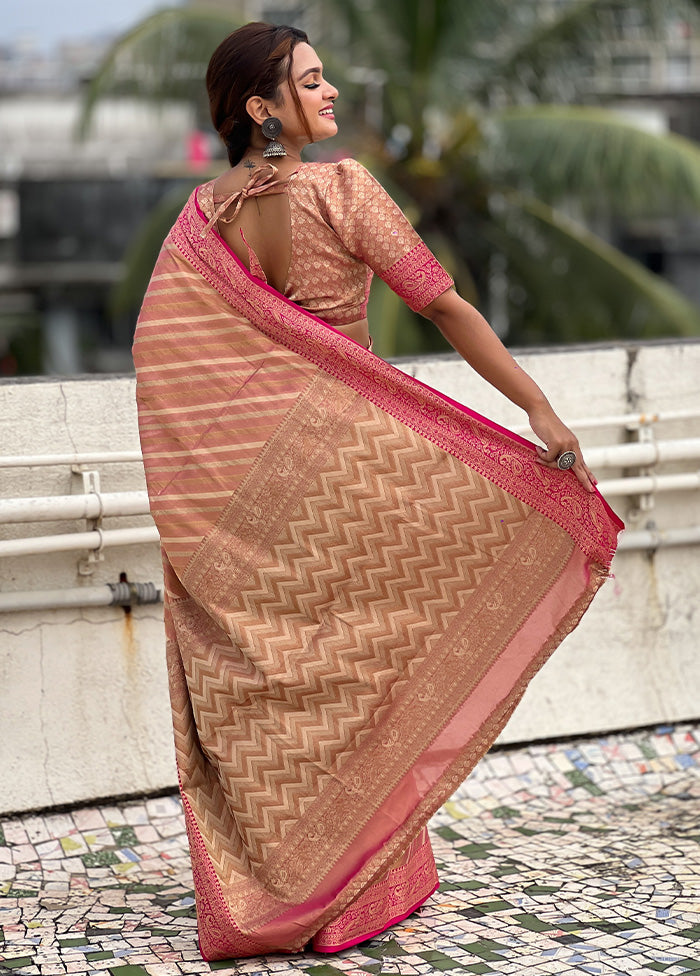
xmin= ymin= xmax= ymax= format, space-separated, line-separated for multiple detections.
xmin=666 ymin=55 xmax=692 ymax=88
xmin=612 ymin=8 xmax=647 ymax=39
xmin=611 ymin=55 xmax=652 ymax=86
xmin=0 ymin=189 xmax=19 ymax=238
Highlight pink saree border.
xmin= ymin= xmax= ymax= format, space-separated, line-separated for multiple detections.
xmin=313 ymin=884 xmax=439 ymax=953
xmin=177 ymin=188 xmax=623 ymax=566
xmin=312 ymin=829 xmax=439 ymax=955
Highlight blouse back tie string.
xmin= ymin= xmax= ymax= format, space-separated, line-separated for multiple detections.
xmin=200 ymin=163 xmax=289 ymax=239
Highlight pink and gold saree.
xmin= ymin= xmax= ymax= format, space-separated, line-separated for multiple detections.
xmin=133 ymin=185 xmax=623 ymax=960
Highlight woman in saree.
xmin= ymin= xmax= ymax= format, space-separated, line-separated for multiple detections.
xmin=132 ymin=22 xmax=622 ymax=960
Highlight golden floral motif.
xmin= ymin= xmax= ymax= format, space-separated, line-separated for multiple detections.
xmin=305 ymin=821 xmax=326 ymax=842
xmin=344 ymin=774 xmax=365 ymax=796
xmin=245 ymin=504 xmax=264 ymax=524
xmin=382 ymin=727 xmax=401 ymax=748
xmin=268 ymin=870 xmax=288 ymax=889
xmin=452 ymin=637 xmax=470 ymax=657
xmin=276 ymin=455 xmax=295 ymax=477
xmin=561 ymin=494 xmax=584 ymax=518
xmin=213 ymin=550 xmax=233 ymax=572
xmin=519 ymin=546 xmax=538 ymax=566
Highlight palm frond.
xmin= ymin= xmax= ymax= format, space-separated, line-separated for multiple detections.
xmin=78 ymin=7 xmax=243 ymax=138
xmin=491 ymin=192 xmax=700 ymax=343
xmin=317 ymin=0 xmax=393 ymax=73
xmin=320 ymin=0 xmax=493 ymax=142
xmin=494 ymin=105 xmax=700 ymax=215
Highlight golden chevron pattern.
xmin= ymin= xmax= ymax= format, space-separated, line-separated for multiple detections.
xmin=168 ymin=386 xmax=561 ymax=904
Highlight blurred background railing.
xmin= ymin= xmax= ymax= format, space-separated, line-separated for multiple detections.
xmin=1 ymin=340 xmax=699 ymax=815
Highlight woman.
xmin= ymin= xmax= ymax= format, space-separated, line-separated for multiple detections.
xmin=132 ymin=23 xmax=622 ymax=960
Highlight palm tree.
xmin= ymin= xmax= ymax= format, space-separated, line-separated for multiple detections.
xmin=324 ymin=0 xmax=700 ymax=347
xmin=81 ymin=0 xmax=700 ymax=354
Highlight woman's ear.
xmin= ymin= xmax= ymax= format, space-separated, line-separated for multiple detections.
xmin=245 ymin=95 xmax=270 ymax=126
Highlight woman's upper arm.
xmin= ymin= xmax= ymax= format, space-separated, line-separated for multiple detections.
xmin=326 ymin=159 xmax=454 ymax=312
xmin=421 ymin=285 xmax=461 ymax=323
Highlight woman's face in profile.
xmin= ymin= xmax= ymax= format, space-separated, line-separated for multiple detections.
xmin=273 ymin=42 xmax=339 ymax=147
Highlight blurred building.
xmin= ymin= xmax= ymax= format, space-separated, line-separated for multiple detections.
xmin=574 ymin=3 xmax=700 ymax=301
xmin=0 ymin=33 xmax=204 ymax=375
xmin=3 ymin=1 xmax=700 ymax=376
xmin=478 ymin=1 xmax=700 ymax=311
xmin=0 ymin=0 xmax=350 ymax=377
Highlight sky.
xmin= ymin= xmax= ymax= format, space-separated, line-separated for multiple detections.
xmin=4 ymin=0 xmax=182 ymax=51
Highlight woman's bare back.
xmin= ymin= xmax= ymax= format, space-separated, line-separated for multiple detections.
xmin=212 ymin=163 xmax=370 ymax=347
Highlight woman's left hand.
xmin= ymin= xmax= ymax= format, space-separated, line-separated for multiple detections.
xmin=528 ymin=401 xmax=597 ymax=493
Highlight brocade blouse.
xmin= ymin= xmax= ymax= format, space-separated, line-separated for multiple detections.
xmin=197 ymin=158 xmax=454 ymax=327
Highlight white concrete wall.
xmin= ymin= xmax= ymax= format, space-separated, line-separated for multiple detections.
xmin=0 ymin=377 xmax=172 ymax=815
xmin=1 ymin=340 xmax=699 ymax=814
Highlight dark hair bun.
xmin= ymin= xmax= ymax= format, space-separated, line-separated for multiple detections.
xmin=206 ymin=22 xmax=309 ymax=166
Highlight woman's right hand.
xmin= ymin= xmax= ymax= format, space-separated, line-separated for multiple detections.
xmin=527 ymin=401 xmax=597 ymax=493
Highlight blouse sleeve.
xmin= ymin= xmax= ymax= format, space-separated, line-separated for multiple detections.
xmin=324 ymin=158 xmax=454 ymax=312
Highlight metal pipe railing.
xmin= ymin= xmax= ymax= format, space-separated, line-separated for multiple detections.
xmin=2 ymin=445 xmax=697 ymax=528
xmin=0 ymin=451 xmax=143 ymax=468
xmin=0 ymin=410 xmax=698 ymax=469
xmin=2 ymin=435 xmax=698 ymax=483
xmin=1 ymin=518 xmax=696 ymax=560
xmin=597 ymin=471 xmax=700 ymax=496
xmin=511 ymin=408 xmax=700 ymax=435
xmin=1 ymin=420 xmax=699 ymax=558
xmin=0 ymin=581 xmax=162 ymax=613
xmin=584 ymin=438 xmax=700 ymax=469
xmin=616 ymin=525 xmax=700 ymax=552
xmin=0 ymin=525 xmax=159 ymax=558
xmin=0 ymin=491 xmax=150 ymax=524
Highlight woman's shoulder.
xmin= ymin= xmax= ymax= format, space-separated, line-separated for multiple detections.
xmin=293 ymin=157 xmax=374 ymax=188
xmin=292 ymin=159 xmax=382 ymax=217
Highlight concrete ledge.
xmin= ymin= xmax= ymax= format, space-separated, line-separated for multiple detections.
xmin=2 ymin=339 xmax=699 ymax=814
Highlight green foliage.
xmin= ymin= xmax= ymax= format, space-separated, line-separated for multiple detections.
xmin=495 ymin=106 xmax=700 ymax=215
xmin=109 ymin=182 xmax=200 ymax=319
xmin=321 ymin=0 xmax=700 ymax=344
xmin=78 ymin=7 xmax=244 ymax=137
xmin=489 ymin=193 xmax=700 ymax=342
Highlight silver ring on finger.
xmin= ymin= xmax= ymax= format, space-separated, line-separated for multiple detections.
xmin=556 ymin=450 xmax=577 ymax=470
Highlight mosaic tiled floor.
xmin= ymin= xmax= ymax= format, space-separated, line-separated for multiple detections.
xmin=1 ymin=724 xmax=699 ymax=976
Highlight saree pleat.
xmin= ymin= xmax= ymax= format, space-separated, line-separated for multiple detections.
xmin=133 ymin=187 xmax=622 ymax=960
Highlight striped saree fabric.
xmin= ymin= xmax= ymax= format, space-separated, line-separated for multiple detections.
xmin=132 ymin=186 xmax=623 ymax=960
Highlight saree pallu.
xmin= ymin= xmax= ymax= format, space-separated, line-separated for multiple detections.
xmin=133 ymin=188 xmax=623 ymax=960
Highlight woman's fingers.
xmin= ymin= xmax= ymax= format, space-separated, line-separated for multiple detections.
xmin=572 ymin=458 xmax=597 ymax=492
xmin=536 ymin=445 xmax=597 ymax=493
xmin=529 ymin=407 xmax=597 ymax=493
xmin=535 ymin=443 xmax=559 ymax=463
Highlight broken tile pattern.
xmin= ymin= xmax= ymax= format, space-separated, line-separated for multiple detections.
xmin=1 ymin=724 xmax=698 ymax=975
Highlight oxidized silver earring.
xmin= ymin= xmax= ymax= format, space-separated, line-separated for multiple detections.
xmin=261 ymin=117 xmax=286 ymax=158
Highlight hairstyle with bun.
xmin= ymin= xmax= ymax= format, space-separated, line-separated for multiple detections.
xmin=206 ymin=22 xmax=312 ymax=165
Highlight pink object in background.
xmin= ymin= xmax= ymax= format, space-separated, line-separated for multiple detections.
xmin=187 ymin=130 xmax=210 ymax=171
